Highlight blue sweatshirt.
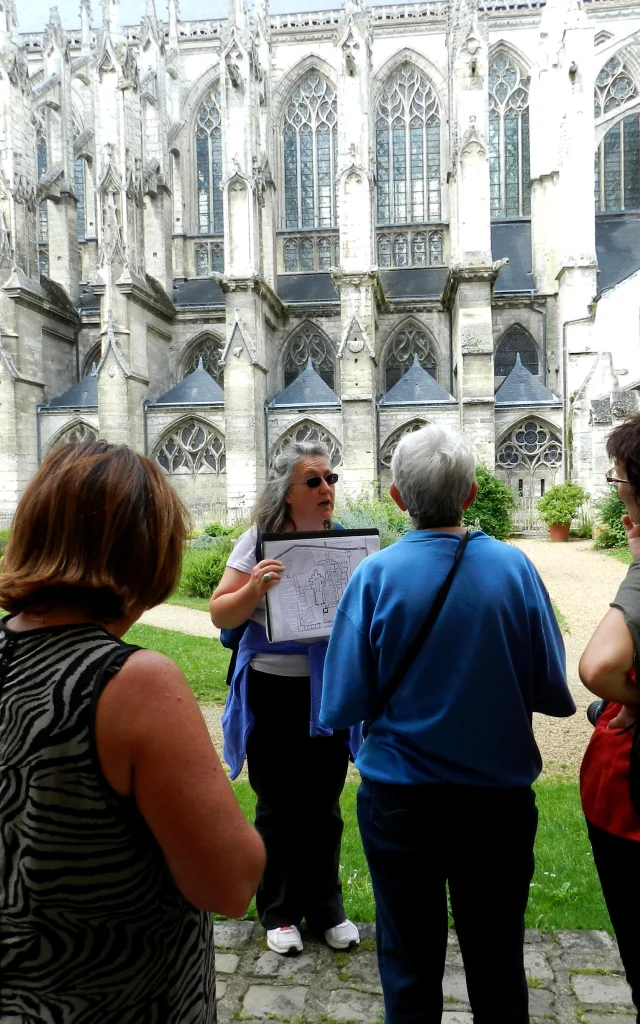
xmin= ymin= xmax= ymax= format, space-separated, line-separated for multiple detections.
xmin=321 ymin=530 xmax=575 ymax=787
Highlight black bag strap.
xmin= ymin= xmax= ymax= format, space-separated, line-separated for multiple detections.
xmin=366 ymin=530 xmax=473 ymax=732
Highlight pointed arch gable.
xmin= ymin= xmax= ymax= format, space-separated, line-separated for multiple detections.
xmin=380 ymin=318 xmax=441 ymax=386
xmin=280 ymin=320 xmax=337 ymax=391
xmin=270 ymin=416 xmax=342 ymax=467
xmin=152 ymin=415 xmax=226 ymax=476
xmin=372 ymin=48 xmax=446 ymax=108
xmin=272 ymin=54 xmax=338 ymax=127
xmin=180 ymin=330 xmax=225 ymax=380
xmin=379 ymin=417 xmax=428 ymax=458
xmin=45 ymin=417 xmax=98 ymax=455
xmin=488 ymin=40 xmax=532 ymax=77
xmin=81 ymin=341 xmax=101 ymax=378
xmin=495 ymin=323 xmax=539 ymax=377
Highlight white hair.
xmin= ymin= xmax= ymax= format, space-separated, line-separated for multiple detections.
xmin=391 ymin=424 xmax=476 ymax=528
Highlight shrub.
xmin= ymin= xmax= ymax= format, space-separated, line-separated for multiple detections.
xmin=180 ymin=547 xmax=229 ymax=599
xmin=462 ymin=466 xmax=515 ymax=541
xmin=537 ymin=483 xmax=589 ymax=528
xmin=570 ymin=521 xmax=593 ymax=539
xmin=593 ymin=487 xmax=627 ymax=547
xmin=204 ymin=521 xmax=236 ymax=538
xmin=0 ymin=528 xmax=10 ymax=558
xmin=337 ymin=496 xmax=411 ymax=549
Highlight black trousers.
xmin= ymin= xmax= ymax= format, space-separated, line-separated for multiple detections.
xmin=357 ymin=778 xmax=538 ymax=1024
xmin=246 ymin=667 xmax=349 ymax=932
xmin=587 ymin=820 xmax=640 ymax=1019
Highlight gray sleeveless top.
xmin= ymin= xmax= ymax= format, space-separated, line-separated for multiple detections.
xmin=0 ymin=620 xmax=215 ymax=1024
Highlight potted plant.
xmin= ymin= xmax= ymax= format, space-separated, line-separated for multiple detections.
xmin=537 ymin=483 xmax=588 ymax=542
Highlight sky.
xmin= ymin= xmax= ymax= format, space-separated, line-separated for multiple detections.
xmin=20 ymin=0 xmax=350 ymax=33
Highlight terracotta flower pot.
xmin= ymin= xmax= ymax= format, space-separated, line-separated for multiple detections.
xmin=549 ymin=522 xmax=571 ymax=543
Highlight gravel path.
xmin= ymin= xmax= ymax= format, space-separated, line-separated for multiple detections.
xmin=150 ymin=540 xmax=629 ymax=780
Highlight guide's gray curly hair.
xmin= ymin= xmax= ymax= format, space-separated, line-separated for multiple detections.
xmin=253 ymin=441 xmax=332 ymax=533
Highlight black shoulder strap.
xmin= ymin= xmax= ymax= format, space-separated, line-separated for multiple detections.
xmin=254 ymin=526 xmax=262 ymax=563
xmin=366 ymin=530 xmax=473 ymax=732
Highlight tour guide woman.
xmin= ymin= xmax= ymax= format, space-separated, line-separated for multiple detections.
xmin=210 ymin=441 xmax=361 ymax=956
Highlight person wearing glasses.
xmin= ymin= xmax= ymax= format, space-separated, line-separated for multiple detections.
xmin=210 ymin=442 xmax=361 ymax=957
xmin=580 ymin=415 xmax=640 ymax=1017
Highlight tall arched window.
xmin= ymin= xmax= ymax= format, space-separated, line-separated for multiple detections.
xmin=34 ymin=109 xmax=49 ymax=275
xmin=495 ymin=324 xmax=539 ymax=377
xmin=383 ymin=323 xmax=438 ymax=392
xmin=594 ymin=57 xmax=640 ymax=212
xmin=155 ymin=420 xmax=226 ymax=475
xmin=282 ymin=323 xmax=336 ymax=391
xmin=376 ymin=64 xmax=441 ymax=225
xmin=73 ymin=121 xmax=88 ymax=242
xmin=283 ymin=73 xmax=338 ymax=230
xmin=183 ymin=334 xmax=224 ymax=385
xmin=496 ymin=419 xmax=562 ymax=498
xmin=488 ymin=54 xmax=531 ymax=219
xmin=271 ymin=421 xmax=342 ymax=467
xmin=195 ymin=85 xmax=223 ymax=235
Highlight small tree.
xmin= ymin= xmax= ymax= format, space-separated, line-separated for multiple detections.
xmin=593 ymin=487 xmax=627 ymax=548
xmin=537 ymin=482 xmax=588 ymax=527
xmin=463 ymin=466 xmax=515 ymax=541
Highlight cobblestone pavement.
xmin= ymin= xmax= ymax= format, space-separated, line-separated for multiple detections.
xmin=213 ymin=921 xmax=636 ymax=1024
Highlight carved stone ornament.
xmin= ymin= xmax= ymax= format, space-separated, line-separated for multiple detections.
xmin=459 ymin=117 xmax=487 ymax=160
xmin=347 ymin=333 xmax=364 ymax=354
xmin=100 ymin=188 xmax=126 ymax=266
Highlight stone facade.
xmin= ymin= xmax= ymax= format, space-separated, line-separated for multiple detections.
xmin=1 ymin=0 xmax=640 ymax=525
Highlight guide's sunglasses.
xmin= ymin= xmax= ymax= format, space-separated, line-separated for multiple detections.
xmin=291 ymin=473 xmax=339 ymax=489
xmin=606 ymin=471 xmax=629 ymax=486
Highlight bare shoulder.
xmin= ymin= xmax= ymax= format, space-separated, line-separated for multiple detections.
xmin=100 ymin=647 xmax=196 ymax=718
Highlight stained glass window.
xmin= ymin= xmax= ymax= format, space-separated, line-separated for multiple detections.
xmin=489 ymin=54 xmax=531 ymax=219
xmin=283 ymin=322 xmax=336 ymax=390
xmin=595 ymin=115 xmax=640 ymax=212
xmin=155 ymin=420 xmax=226 ymax=475
xmin=376 ymin=64 xmax=441 ymax=226
xmin=411 ymin=232 xmax=426 ymax=266
xmin=183 ymin=335 xmax=224 ymax=384
xmin=384 ymin=324 xmax=437 ymax=392
xmin=377 ymin=234 xmax=392 ymax=268
xmin=283 ymin=74 xmax=338 ymax=230
xmin=380 ymin=420 xmax=426 ymax=469
xmin=75 ymin=159 xmax=87 ymax=241
xmin=428 ymin=229 xmax=443 ymax=265
xmin=195 ymin=86 xmax=223 ymax=235
xmin=318 ymin=236 xmax=332 ymax=270
xmin=594 ymin=56 xmax=638 ymax=118
xmin=496 ymin=419 xmax=562 ymax=493
xmin=271 ymin=420 xmax=342 ymax=467
xmin=195 ymin=240 xmax=225 ymax=276
xmin=495 ymin=324 xmax=539 ymax=377
xmin=34 ymin=110 xmax=48 ymax=247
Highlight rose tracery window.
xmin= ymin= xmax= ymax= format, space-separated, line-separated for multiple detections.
xmin=594 ymin=56 xmax=638 ymax=117
xmin=155 ymin=420 xmax=226 ymax=476
xmin=384 ymin=324 xmax=438 ymax=392
xmin=283 ymin=323 xmax=335 ymax=391
xmin=283 ymin=73 xmax=338 ymax=230
xmin=271 ymin=421 xmax=342 ymax=467
xmin=196 ymin=86 xmax=224 ymax=236
xmin=496 ymin=420 xmax=562 ymax=496
xmin=489 ymin=54 xmax=531 ymax=219
xmin=495 ymin=325 xmax=539 ymax=377
xmin=183 ymin=336 xmax=224 ymax=385
xmin=380 ymin=420 xmax=426 ymax=469
xmin=376 ymin=64 xmax=441 ymax=225
xmin=594 ymin=57 xmax=640 ymax=213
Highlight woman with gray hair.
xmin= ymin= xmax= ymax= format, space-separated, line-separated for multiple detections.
xmin=210 ymin=441 xmax=360 ymax=957
xmin=321 ymin=423 xmax=575 ymax=1024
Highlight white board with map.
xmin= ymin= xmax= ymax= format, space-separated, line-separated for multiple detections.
xmin=261 ymin=529 xmax=380 ymax=643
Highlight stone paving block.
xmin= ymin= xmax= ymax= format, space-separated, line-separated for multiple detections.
xmin=356 ymin=923 xmax=376 ymax=942
xmin=253 ymin=951 xmax=317 ymax=978
xmin=525 ymin=929 xmax=542 ymax=944
xmin=216 ymin=953 xmax=240 ymax=974
xmin=525 ymin=949 xmax=554 ymax=982
xmin=442 ymin=1016 xmax=473 ymax=1024
xmin=216 ymin=980 xmax=227 ymax=1001
xmin=582 ymin=1015 xmax=636 ymax=1024
xmin=339 ymin=951 xmax=382 ymax=992
xmin=327 ymin=988 xmax=384 ymax=1022
xmin=443 ymin=973 xmax=469 ymax=1003
xmin=572 ymin=973 xmax=634 ymax=1005
xmin=241 ymin=984 xmax=308 ymax=1019
xmin=556 ymin=931 xmax=622 ymax=970
xmin=528 ymin=988 xmax=555 ymax=1015
xmin=214 ymin=921 xmax=255 ymax=950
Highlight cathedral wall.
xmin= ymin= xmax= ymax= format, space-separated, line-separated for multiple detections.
xmin=591 ymin=271 xmax=640 ymax=387
xmin=41 ymin=329 xmax=77 ymax=404
xmin=40 ymin=410 xmax=99 ymax=456
xmin=147 ymin=325 xmax=173 ymax=400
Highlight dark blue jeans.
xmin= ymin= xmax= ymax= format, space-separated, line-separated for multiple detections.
xmin=357 ymin=778 xmax=538 ymax=1024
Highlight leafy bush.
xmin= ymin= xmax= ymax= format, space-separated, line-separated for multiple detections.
xmin=180 ymin=547 xmax=229 ymax=599
xmin=537 ymin=483 xmax=588 ymax=527
xmin=593 ymin=487 xmax=627 ymax=547
xmin=0 ymin=528 xmax=10 ymax=558
xmin=570 ymin=521 xmax=593 ymax=539
xmin=462 ymin=466 xmax=515 ymax=541
xmin=337 ymin=496 xmax=411 ymax=549
xmin=204 ymin=521 xmax=236 ymax=538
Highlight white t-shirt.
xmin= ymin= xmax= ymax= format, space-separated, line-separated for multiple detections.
xmin=226 ymin=526 xmax=311 ymax=677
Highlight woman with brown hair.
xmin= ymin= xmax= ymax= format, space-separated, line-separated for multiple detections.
xmin=0 ymin=441 xmax=264 ymax=1024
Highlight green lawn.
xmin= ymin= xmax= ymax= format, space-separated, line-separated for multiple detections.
xmin=603 ymin=547 xmax=633 ymax=565
xmin=123 ymin=623 xmax=231 ymax=704
xmin=166 ymin=592 xmax=211 ymax=613
xmin=552 ymin=602 xmax=570 ymax=634
xmin=230 ymin=778 xmax=611 ymax=932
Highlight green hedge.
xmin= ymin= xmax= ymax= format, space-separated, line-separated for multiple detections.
xmin=462 ymin=466 xmax=515 ymax=541
xmin=337 ymin=496 xmax=411 ymax=549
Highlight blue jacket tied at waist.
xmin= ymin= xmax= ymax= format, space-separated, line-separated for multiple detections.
xmin=222 ymin=620 xmax=362 ymax=780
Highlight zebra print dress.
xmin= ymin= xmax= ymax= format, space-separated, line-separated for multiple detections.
xmin=0 ymin=619 xmax=215 ymax=1024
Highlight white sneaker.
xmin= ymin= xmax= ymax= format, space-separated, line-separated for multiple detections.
xmin=266 ymin=925 xmax=303 ymax=956
xmin=324 ymin=920 xmax=360 ymax=951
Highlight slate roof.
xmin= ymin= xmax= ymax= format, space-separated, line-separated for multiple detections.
xmin=379 ymin=356 xmax=454 ymax=406
xmin=47 ymin=371 xmax=98 ymax=409
xmin=495 ymin=353 xmax=561 ymax=406
xmin=270 ymin=360 xmax=340 ymax=408
xmin=151 ymin=360 xmax=224 ymax=407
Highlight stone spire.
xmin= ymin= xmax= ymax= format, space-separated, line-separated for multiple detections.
xmin=0 ymin=0 xmax=19 ymax=50
xmin=80 ymin=0 xmax=92 ymax=53
xmin=228 ymin=0 xmax=247 ymax=33
xmin=167 ymin=0 xmax=180 ymax=49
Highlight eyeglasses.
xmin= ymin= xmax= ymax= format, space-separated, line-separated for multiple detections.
xmin=606 ymin=472 xmax=629 ymax=485
xmin=291 ymin=473 xmax=339 ymax=489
